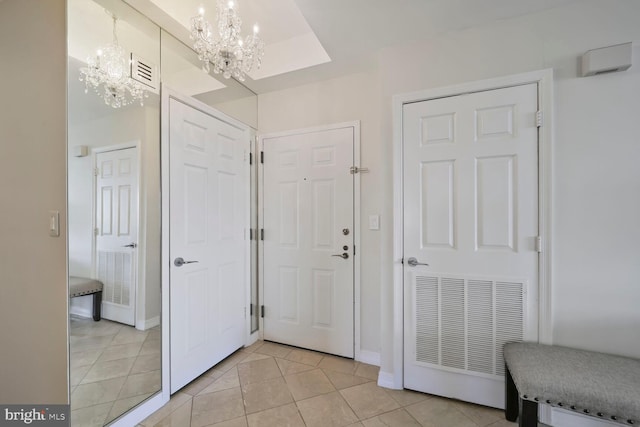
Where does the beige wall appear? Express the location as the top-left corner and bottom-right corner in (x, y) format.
(0, 0), (68, 404)
(258, 0), (640, 382)
(376, 0), (640, 377)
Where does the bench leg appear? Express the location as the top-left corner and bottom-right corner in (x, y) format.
(92, 291), (102, 321)
(519, 398), (538, 427)
(505, 365), (519, 422)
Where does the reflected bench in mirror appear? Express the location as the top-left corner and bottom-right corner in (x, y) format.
(69, 276), (103, 321)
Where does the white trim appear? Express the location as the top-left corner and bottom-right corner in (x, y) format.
(377, 371), (397, 389)
(353, 122), (362, 361)
(389, 69), (554, 390)
(258, 121), (362, 359)
(160, 84), (172, 407)
(137, 315), (160, 331)
(550, 408), (619, 427)
(245, 128), (256, 345)
(68, 303), (92, 319)
(357, 350), (380, 367)
(108, 393), (166, 427)
(258, 133), (265, 341)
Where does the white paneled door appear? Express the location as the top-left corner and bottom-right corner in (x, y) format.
(95, 147), (138, 326)
(263, 126), (355, 358)
(403, 84), (540, 408)
(169, 98), (249, 393)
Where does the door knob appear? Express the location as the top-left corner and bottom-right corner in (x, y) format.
(332, 253), (349, 259)
(123, 243), (137, 248)
(174, 257), (199, 267)
(407, 257), (428, 267)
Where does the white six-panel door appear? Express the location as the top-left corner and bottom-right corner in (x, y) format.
(95, 147), (138, 326)
(169, 98), (249, 393)
(262, 126), (355, 358)
(403, 84), (539, 408)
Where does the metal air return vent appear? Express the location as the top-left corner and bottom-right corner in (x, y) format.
(130, 53), (159, 94)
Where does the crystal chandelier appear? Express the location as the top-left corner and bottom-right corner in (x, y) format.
(80, 14), (148, 108)
(190, 0), (265, 81)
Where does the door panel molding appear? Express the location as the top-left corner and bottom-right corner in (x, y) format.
(258, 121), (362, 360)
(93, 145), (139, 326)
(162, 86), (251, 395)
(389, 70), (554, 394)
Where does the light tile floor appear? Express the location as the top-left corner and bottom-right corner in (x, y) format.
(69, 316), (161, 426)
(139, 341), (519, 427)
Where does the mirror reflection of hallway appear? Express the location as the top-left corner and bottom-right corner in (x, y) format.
(69, 317), (160, 424)
(67, 0), (162, 423)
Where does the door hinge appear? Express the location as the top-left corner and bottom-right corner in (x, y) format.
(353, 245), (356, 256)
(260, 151), (264, 164)
(536, 110), (543, 128)
(249, 228), (253, 240)
(535, 236), (543, 253)
(350, 166), (370, 174)
(250, 304), (253, 316)
(260, 228), (264, 241)
(400, 257), (404, 265)
(94, 227), (99, 236)
(260, 305), (265, 318)
(93, 167), (99, 177)
(249, 152), (253, 165)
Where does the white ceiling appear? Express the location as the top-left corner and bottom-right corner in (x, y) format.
(69, 0), (581, 109)
(147, 0), (331, 80)
(125, 0), (579, 94)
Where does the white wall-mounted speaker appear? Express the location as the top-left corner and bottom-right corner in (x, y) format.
(581, 42), (633, 77)
(72, 145), (88, 157)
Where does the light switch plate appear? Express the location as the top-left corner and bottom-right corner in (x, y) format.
(49, 210), (60, 237)
(369, 214), (380, 230)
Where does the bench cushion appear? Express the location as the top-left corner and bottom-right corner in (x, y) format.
(504, 342), (640, 425)
(69, 276), (103, 298)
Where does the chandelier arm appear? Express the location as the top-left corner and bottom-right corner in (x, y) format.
(190, 0), (264, 80)
(79, 10), (147, 108)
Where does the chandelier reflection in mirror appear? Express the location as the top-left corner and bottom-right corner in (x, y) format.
(80, 13), (148, 108)
(190, 0), (265, 81)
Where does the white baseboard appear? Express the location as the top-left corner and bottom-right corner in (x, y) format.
(377, 371), (401, 389)
(137, 316), (160, 331)
(357, 349), (380, 366)
(551, 408), (619, 427)
(69, 306), (93, 319)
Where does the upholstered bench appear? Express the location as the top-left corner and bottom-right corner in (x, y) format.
(69, 276), (103, 321)
(504, 342), (640, 426)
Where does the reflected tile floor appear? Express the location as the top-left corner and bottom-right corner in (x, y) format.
(139, 341), (520, 427)
(69, 316), (161, 426)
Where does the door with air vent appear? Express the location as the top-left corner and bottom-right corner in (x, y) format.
(403, 84), (539, 409)
(95, 147), (138, 326)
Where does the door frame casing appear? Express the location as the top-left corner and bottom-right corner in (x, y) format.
(388, 69), (554, 389)
(258, 121), (363, 361)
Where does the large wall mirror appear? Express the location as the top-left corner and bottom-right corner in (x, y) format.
(67, 0), (258, 424)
